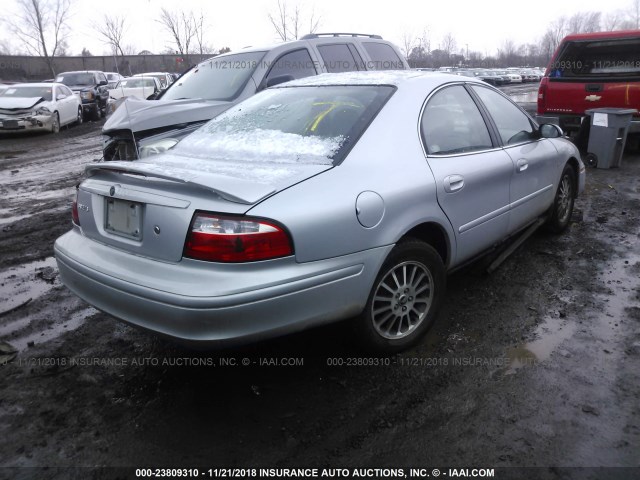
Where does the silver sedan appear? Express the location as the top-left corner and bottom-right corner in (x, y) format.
(55, 71), (585, 353)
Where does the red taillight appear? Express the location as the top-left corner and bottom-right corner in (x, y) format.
(537, 77), (548, 114)
(184, 213), (293, 263)
(72, 190), (80, 226)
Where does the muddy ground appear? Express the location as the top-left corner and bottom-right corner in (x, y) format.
(0, 87), (639, 480)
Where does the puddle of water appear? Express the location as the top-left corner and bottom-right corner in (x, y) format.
(506, 315), (577, 374)
(591, 252), (640, 340)
(11, 306), (98, 351)
(0, 257), (58, 316)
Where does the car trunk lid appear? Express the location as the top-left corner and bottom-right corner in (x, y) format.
(77, 155), (332, 262)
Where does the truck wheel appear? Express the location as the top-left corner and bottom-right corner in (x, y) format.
(91, 105), (101, 121)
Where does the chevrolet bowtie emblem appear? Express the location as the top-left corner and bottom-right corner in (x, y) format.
(585, 95), (602, 102)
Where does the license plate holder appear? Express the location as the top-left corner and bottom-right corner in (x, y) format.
(105, 198), (143, 240)
(2, 120), (19, 129)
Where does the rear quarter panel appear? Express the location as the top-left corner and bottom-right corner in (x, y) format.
(247, 83), (455, 265)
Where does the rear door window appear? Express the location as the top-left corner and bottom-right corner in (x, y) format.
(317, 44), (363, 72)
(421, 85), (493, 155)
(362, 42), (404, 70)
(551, 37), (640, 79)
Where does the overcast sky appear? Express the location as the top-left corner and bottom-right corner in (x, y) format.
(2, 0), (635, 57)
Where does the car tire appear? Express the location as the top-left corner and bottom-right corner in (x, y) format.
(75, 106), (83, 125)
(546, 164), (576, 233)
(91, 105), (101, 121)
(355, 239), (446, 353)
(50, 112), (60, 134)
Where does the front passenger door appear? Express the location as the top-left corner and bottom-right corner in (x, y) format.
(421, 84), (514, 264)
(470, 85), (557, 233)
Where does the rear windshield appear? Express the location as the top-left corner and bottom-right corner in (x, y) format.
(161, 51), (267, 102)
(172, 85), (395, 165)
(550, 37), (640, 78)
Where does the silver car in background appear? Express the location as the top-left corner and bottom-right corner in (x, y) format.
(102, 33), (408, 160)
(55, 71), (585, 353)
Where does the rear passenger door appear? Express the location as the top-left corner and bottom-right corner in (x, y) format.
(361, 41), (406, 70)
(421, 84), (514, 263)
(316, 43), (365, 72)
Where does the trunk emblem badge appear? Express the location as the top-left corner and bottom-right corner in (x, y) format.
(154, 226), (161, 235)
(109, 186), (116, 196)
(585, 95), (602, 102)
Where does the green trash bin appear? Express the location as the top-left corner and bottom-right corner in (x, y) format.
(585, 108), (637, 169)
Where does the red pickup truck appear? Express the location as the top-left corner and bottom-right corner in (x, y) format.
(537, 30), (640, 138)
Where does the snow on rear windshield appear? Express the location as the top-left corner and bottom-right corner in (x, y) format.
(172, 85), (395, 165)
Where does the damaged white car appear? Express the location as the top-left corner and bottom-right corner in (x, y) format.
(0, 83), (83, 133)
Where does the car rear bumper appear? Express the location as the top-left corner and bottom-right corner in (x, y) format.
(54, 229), (391, 346)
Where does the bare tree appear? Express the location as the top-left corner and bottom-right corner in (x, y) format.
(401, 31), (416, 59)
(567, 11), (601, 33)
(6, 0), (73, 77)
(440, 33), (457, 57)
(268, 0), (320, 41)
(418, 28), (431, 55)
(194, 10), (215, 55)
(157, 8), (198, 62)
(540, 16), (567, 60)
(94, 14), (127, 57)
(498, 39), (518, 66)
(602, 11), (622, 30)
(629, 0), (640, 28)
(0, 40), (14, 55)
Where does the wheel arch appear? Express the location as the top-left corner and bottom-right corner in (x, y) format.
(398, 221), (451, 268)
(565, 156), (580, 198)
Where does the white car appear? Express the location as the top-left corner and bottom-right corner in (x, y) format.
(133, 72), (173, 89)
(0, 82), (83, 133)
(105, 72), (125, 89)
(109, 77), (162, 101)
(107, 77), (163, 115)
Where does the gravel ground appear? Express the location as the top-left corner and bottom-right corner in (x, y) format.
(0, 88), (639, 480)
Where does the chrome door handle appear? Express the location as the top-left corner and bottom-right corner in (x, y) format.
(516, 159), (528, 172)
(444, 174), (465, 193)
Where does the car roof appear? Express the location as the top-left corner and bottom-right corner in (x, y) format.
(6, 82), (63, 87)
(277, 70), (474, 88)
(57, 70), (102, 74)
(562, 29), (640, 42)
(200, 34), (403, 64)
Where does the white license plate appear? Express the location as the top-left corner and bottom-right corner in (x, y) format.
(105, 198), (143, 239)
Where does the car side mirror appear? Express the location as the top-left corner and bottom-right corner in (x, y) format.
(539, 123), (563, 138)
